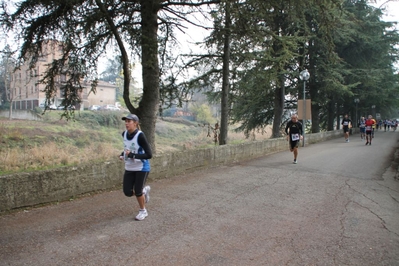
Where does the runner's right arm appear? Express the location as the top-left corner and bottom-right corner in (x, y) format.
(285, 121), (291, 135)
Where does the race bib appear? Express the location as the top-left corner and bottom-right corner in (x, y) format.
(366, 126), (372, 130)
(343, 121), (349, 126)
(291, 134), (300, 141)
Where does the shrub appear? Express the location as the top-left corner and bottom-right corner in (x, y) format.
(190, 104), (216, 124)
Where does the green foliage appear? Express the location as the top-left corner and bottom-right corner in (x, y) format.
(78, 111), (122, 128)
(190, 104), (216, 124)
(230, 69), (276, 135)
(33, 106), (43, 114)
(0, 102), (10, 110)
(1, 0), (222, 152)
(161, 108), (175, 117)
(333, 0), (399, 119)
(98, 56), (121, 84)
(2, 0), (398, 141)
(191, 0), (399, 135)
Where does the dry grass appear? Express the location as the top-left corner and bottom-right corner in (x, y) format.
(0, 115), (272, 175)
(0, 116), (122, 174)
(1, 142), (119, 173)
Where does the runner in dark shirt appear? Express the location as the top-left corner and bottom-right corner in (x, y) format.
(285, 114), (303, 164)
(341, 114), (352, 142)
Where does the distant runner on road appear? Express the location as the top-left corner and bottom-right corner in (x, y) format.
(341, 114), (352, 143)
(359, 116), (366, 141)
(365, 115), (375, 146)
(285, 114), (303, 164)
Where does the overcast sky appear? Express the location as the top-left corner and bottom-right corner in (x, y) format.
(374, 0), (399, 23)
(2, 0), (398, 80)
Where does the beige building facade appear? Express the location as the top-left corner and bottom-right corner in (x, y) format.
(82, 80), (118, 109)
(10, 40), (116, 110)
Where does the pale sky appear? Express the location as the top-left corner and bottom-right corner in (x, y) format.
(2, 0), (399, 79)
(374, 0), (399, 23)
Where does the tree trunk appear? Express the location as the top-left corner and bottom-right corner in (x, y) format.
(311, 104), (320, 133)
(272, 78), (284, 138)
(3, 54), (13, 120)
(219, 3), (231, 145)
(327, 99), (334, 131)
(336, 105), (341, 130)
(8, 100), (13, 120)
(138, 0), (160, 152)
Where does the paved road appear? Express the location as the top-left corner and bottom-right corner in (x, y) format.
(1, 130), (399, 266)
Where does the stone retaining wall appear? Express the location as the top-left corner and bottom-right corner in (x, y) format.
(0, 110), (43, 121)
(0, 129), (343, 212)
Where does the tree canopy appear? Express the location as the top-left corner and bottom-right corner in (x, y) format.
(0, 0), (219, 150)
(1, 0), (398, 149)
(179, 0), (398, 138)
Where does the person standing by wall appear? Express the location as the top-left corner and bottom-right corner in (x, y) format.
(341, 114), (352, 143)
(119, 114), (152, 221)
(285, 114), (303, 164)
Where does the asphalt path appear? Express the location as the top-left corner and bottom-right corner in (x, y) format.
(1, 130), (399, 266)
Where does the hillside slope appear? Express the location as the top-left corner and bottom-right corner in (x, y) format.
(0, 113), (272, 174)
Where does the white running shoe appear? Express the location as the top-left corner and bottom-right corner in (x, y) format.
(143, 185), (151, 203)
(135, 209), (148, 221)
(293, 159), (297, 164)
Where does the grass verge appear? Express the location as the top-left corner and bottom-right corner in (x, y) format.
(0, 111), (272, 175)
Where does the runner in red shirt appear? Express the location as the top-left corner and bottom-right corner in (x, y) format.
(365, 115), (375, 145)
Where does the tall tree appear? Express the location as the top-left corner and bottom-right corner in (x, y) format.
(335, 0), (399, 120)
(219, 1), (231, 145)
(302, 1), (350, 133)
(161, 0), (334, 141)
(1, 0), (219, 151)
(188, 0), (344, 139)
(0, 45), (17, 120)
(223, 0), (307, 137)
(99, 56), (122, 84)
(164, 0), (236, 145)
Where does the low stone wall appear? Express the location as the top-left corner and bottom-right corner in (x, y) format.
(0, 129), (343, 212)
(0, 163), (122, 212)
(0, 110), (43, 121)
